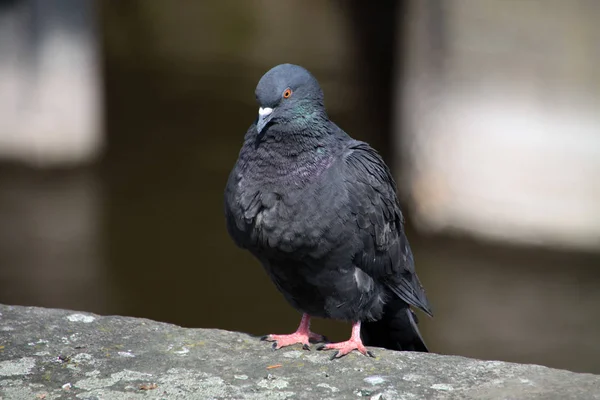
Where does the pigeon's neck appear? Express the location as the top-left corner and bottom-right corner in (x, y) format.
(240, 124), (340, 186)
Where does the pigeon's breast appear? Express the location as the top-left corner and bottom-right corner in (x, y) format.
(231, 149), (345, 256)
(251, 188), (330, 254)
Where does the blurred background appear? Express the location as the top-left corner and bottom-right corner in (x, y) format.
(0, 0), (599, 374)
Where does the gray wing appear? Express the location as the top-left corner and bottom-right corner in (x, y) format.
(224, 167), (251, 249)
(342, 141), (432, 316)
(224, 126), (260, 250)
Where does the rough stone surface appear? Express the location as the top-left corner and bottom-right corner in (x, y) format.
(0, 304), (598, 399)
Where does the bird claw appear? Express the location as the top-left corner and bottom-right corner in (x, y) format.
(260, 332), (316, 350)
(316, 339), (372, 359)
(302, 344), (311, 351)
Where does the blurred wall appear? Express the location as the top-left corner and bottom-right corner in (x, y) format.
(0, 0), (103, 167)
(397, 0), (600, 252)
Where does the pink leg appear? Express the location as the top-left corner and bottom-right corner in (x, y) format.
(261, 313), (327, 350)
(317, 321), (375, 359)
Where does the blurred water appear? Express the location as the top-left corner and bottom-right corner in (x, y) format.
(1, 0), (599, 376)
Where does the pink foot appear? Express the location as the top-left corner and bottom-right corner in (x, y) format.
(316, 321), (375, 359)
(317, 339), (374, 359)
(261, 332), (318, 349)
(261, 314), (327, 350)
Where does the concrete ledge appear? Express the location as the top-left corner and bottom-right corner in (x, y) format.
(0, 304), (598, 399)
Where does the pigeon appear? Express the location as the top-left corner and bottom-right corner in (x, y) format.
(224, 63), (432, 358)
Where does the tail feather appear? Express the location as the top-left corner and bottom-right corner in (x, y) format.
(361, 299), (429, 352)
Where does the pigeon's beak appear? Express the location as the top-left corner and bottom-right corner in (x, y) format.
(256, 107), (274, 134)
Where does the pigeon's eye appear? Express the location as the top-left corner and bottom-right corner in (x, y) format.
(283, 88), (293, 99)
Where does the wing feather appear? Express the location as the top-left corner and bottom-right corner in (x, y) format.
(343, 142), (432, 316)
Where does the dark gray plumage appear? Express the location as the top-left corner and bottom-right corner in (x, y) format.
(224, 64), (432, 358)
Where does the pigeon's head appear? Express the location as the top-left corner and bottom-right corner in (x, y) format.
(254, 64), (326, 134)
